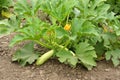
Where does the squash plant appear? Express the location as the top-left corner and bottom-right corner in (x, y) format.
(1, 0), (120, 70)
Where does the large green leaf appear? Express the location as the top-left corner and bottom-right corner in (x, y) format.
(0, 19), (10, 36)
(0, 16), (20, 37)
(76, 0), (90, 16)
(91, 0), (107, 10)
(76, 0), (112, 22)
(101, 33), (117, 47)
(56, 49), (78, 67)
(55, 27), (68, 39)
(40, 0), (76, 22)
(72, 18), (98, 36)
(9, 34), (29, 47)
(12, 42), (40, 66)
(106, 0), (120, 15)
(75, 42), (97, 70)
(81, 21), (99, 36)
(71, 18), (85, 35)
(9, 17), (49, 47)
(105, 49), (120, 67)
(94, 41), (105, 57)
(14, 0), (41, 17)
(0, 0), (13, 10)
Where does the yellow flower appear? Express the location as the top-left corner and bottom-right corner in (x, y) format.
(64, 24), (71, 31)
(103, 26), (108, 32)
(1, 10), (12, 18)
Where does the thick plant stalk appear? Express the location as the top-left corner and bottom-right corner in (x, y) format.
(36, 50), (54, 65)
(53, 42), (76, 56)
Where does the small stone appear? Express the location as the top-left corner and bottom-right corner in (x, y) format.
(118, 66), (120, 69)
(105, 76), (111, 80)
(30, 72), (36, 78)
(31, 66), (35, 70)
(104, 69), (110, 72)
(93, 68), (97, 71)
(84, 76), (88, 80)
(24, 70), (31, 74)
(90, 76), (95, 80)
(39, 70), (45, 75)
(67, 74), (70, 77)
(77, 75), (81, 79)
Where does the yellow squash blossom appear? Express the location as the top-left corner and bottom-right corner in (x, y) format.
(103, 26), (108, 32)
(64, 24), (71, 31)
(1, 10), (12, 18)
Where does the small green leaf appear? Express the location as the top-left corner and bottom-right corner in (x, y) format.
(96, 4), (110, 16)
(0, 19), (10, 36)
(112, 58), (119, 67)
(101, 33), (117, 47)
(12, 42), (39, 66)
(105, 49), (120, 67)
(116, 30), (120, 36)
(105, 51), (112, 60)
(14, 0), (31, 16)
(0, 19), (10, 26)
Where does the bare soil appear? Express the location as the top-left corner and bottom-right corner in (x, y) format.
(0, 34), (120, 80)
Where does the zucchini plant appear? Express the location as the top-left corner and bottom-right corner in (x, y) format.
(1, 0), (120, 70)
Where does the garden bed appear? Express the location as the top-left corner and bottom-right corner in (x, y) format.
(1, 0), (120, 80)
(0, 34), (120, 80)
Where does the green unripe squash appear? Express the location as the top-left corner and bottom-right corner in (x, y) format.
(36, 50), (54, 65)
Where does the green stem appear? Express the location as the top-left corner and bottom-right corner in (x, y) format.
(52, 42), (75, 56)
(64, 39), (70, 48)
(34, 40), (52, 49)
(66, 14), (69, 24)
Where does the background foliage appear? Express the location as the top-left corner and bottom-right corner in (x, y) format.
(1, 0), (120, 70)
(106, 0), (120, 15)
